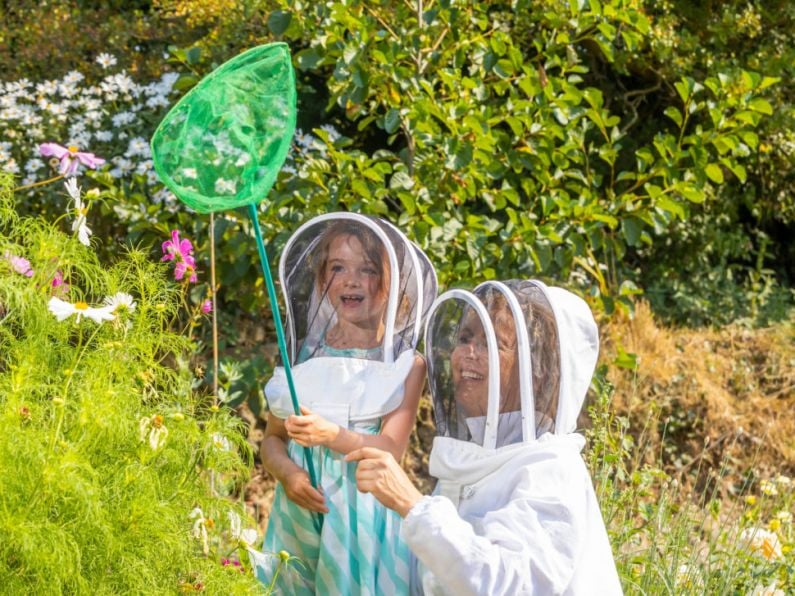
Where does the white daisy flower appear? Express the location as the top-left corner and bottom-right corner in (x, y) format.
(111, 111), (135, 127)
(740, 527), (783, 561)
(103, 292), (136, 315)
(212, 433), (231, 452)
(139, 414), (169, 450)
(228, 510), (258, 547)
(189, 507), (210, 555)
(96, 53), (117, 69)
(749, 581), (785, 596)
(25, 158), (44, 172)
(3, 159), (20, 174)
(145, 95), (169, 108)
(65, 177), (80, 200)
(36, 80), (58, 95)
(83, 98), (102, 111)
(760, 479), (778, 496)
(126, 136), (150, 158)
(48, 297), (115, 324)
(65, 178), (92, 246)
(62, 70), (85, 85)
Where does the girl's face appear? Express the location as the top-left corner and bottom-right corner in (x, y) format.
(451, 310), (519, 417)
(323, 234), (387, 327)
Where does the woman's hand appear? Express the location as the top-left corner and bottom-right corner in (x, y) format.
(282, 468), (329, 513)
(346, 447), (423, 517)
(285, 406), (339, 447)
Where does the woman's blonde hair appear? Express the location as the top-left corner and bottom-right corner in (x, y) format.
(482, 286), (561, 432)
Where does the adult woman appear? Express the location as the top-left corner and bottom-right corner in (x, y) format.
(347, 280), (622, 595)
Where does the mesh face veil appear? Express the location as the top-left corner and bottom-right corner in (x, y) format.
(425, 294), (490, 445)
(425, 280), (561, 448)
(500, 280), (561, 437)
(279, 213), (437, 365)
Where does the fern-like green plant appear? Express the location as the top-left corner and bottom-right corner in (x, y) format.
(0, 173), (261, 594)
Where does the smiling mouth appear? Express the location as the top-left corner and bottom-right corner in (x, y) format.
(341, 295), (364, 305)
(460, 370), (485, 381)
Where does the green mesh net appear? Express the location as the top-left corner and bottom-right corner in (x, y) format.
(150, 43), (296, 214)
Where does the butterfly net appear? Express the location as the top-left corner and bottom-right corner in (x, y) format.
(150, 43), (296, 213)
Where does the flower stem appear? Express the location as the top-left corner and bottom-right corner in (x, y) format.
(265, 559), (286, 595)
(14, 174), (65, 192)
(49, 322), (103, 451)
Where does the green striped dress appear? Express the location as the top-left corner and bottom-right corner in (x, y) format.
(254, 343), (411, 594)
(256, 423), (410, 594)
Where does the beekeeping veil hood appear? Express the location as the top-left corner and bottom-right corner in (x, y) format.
(403, 280), (621, 596)
(426, 279), (597, 450)
(264, 212), (437, 424)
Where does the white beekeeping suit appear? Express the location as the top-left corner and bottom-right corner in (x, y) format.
(402, 280), (623, 595)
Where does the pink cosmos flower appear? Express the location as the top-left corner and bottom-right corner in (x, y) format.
(39, 142), (106, 177)
(174, 258), (198, 283)
(161, 230), (194, 263)
(5, 252), (34, 277)
(221, 558), (242, 570)
(201, 299), (212, 314)
(51, 270), (70, 296)
(162, 230), (198, 283)
(52, 270), (66, 288)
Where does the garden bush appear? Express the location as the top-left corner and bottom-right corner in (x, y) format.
(1, 1), (793, 592)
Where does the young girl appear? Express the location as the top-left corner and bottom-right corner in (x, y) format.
(255, 213), (437, 594)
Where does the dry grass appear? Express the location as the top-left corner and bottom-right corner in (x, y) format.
(600, 301), (794, 489)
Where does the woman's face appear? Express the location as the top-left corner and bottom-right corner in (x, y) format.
(450, 309), (519, 417)
(451, 313), (489, 417)
(323, 233), (387, 327)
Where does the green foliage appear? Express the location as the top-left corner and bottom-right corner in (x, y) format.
(0, 174), (260, 593)
(249, 0), (771, 316)
(3, 0), (791, 330)
(214, 354), (270, 417)
(642, 205), (794, 327)
(631, 0), (795, 326)
(0, 1), (179, 81)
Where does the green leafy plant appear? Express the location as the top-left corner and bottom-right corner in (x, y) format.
(0, 171), (260, 593)
(587, 365), (794, 594)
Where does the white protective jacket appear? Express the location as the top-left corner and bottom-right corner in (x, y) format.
(402, 281), (623, 595)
